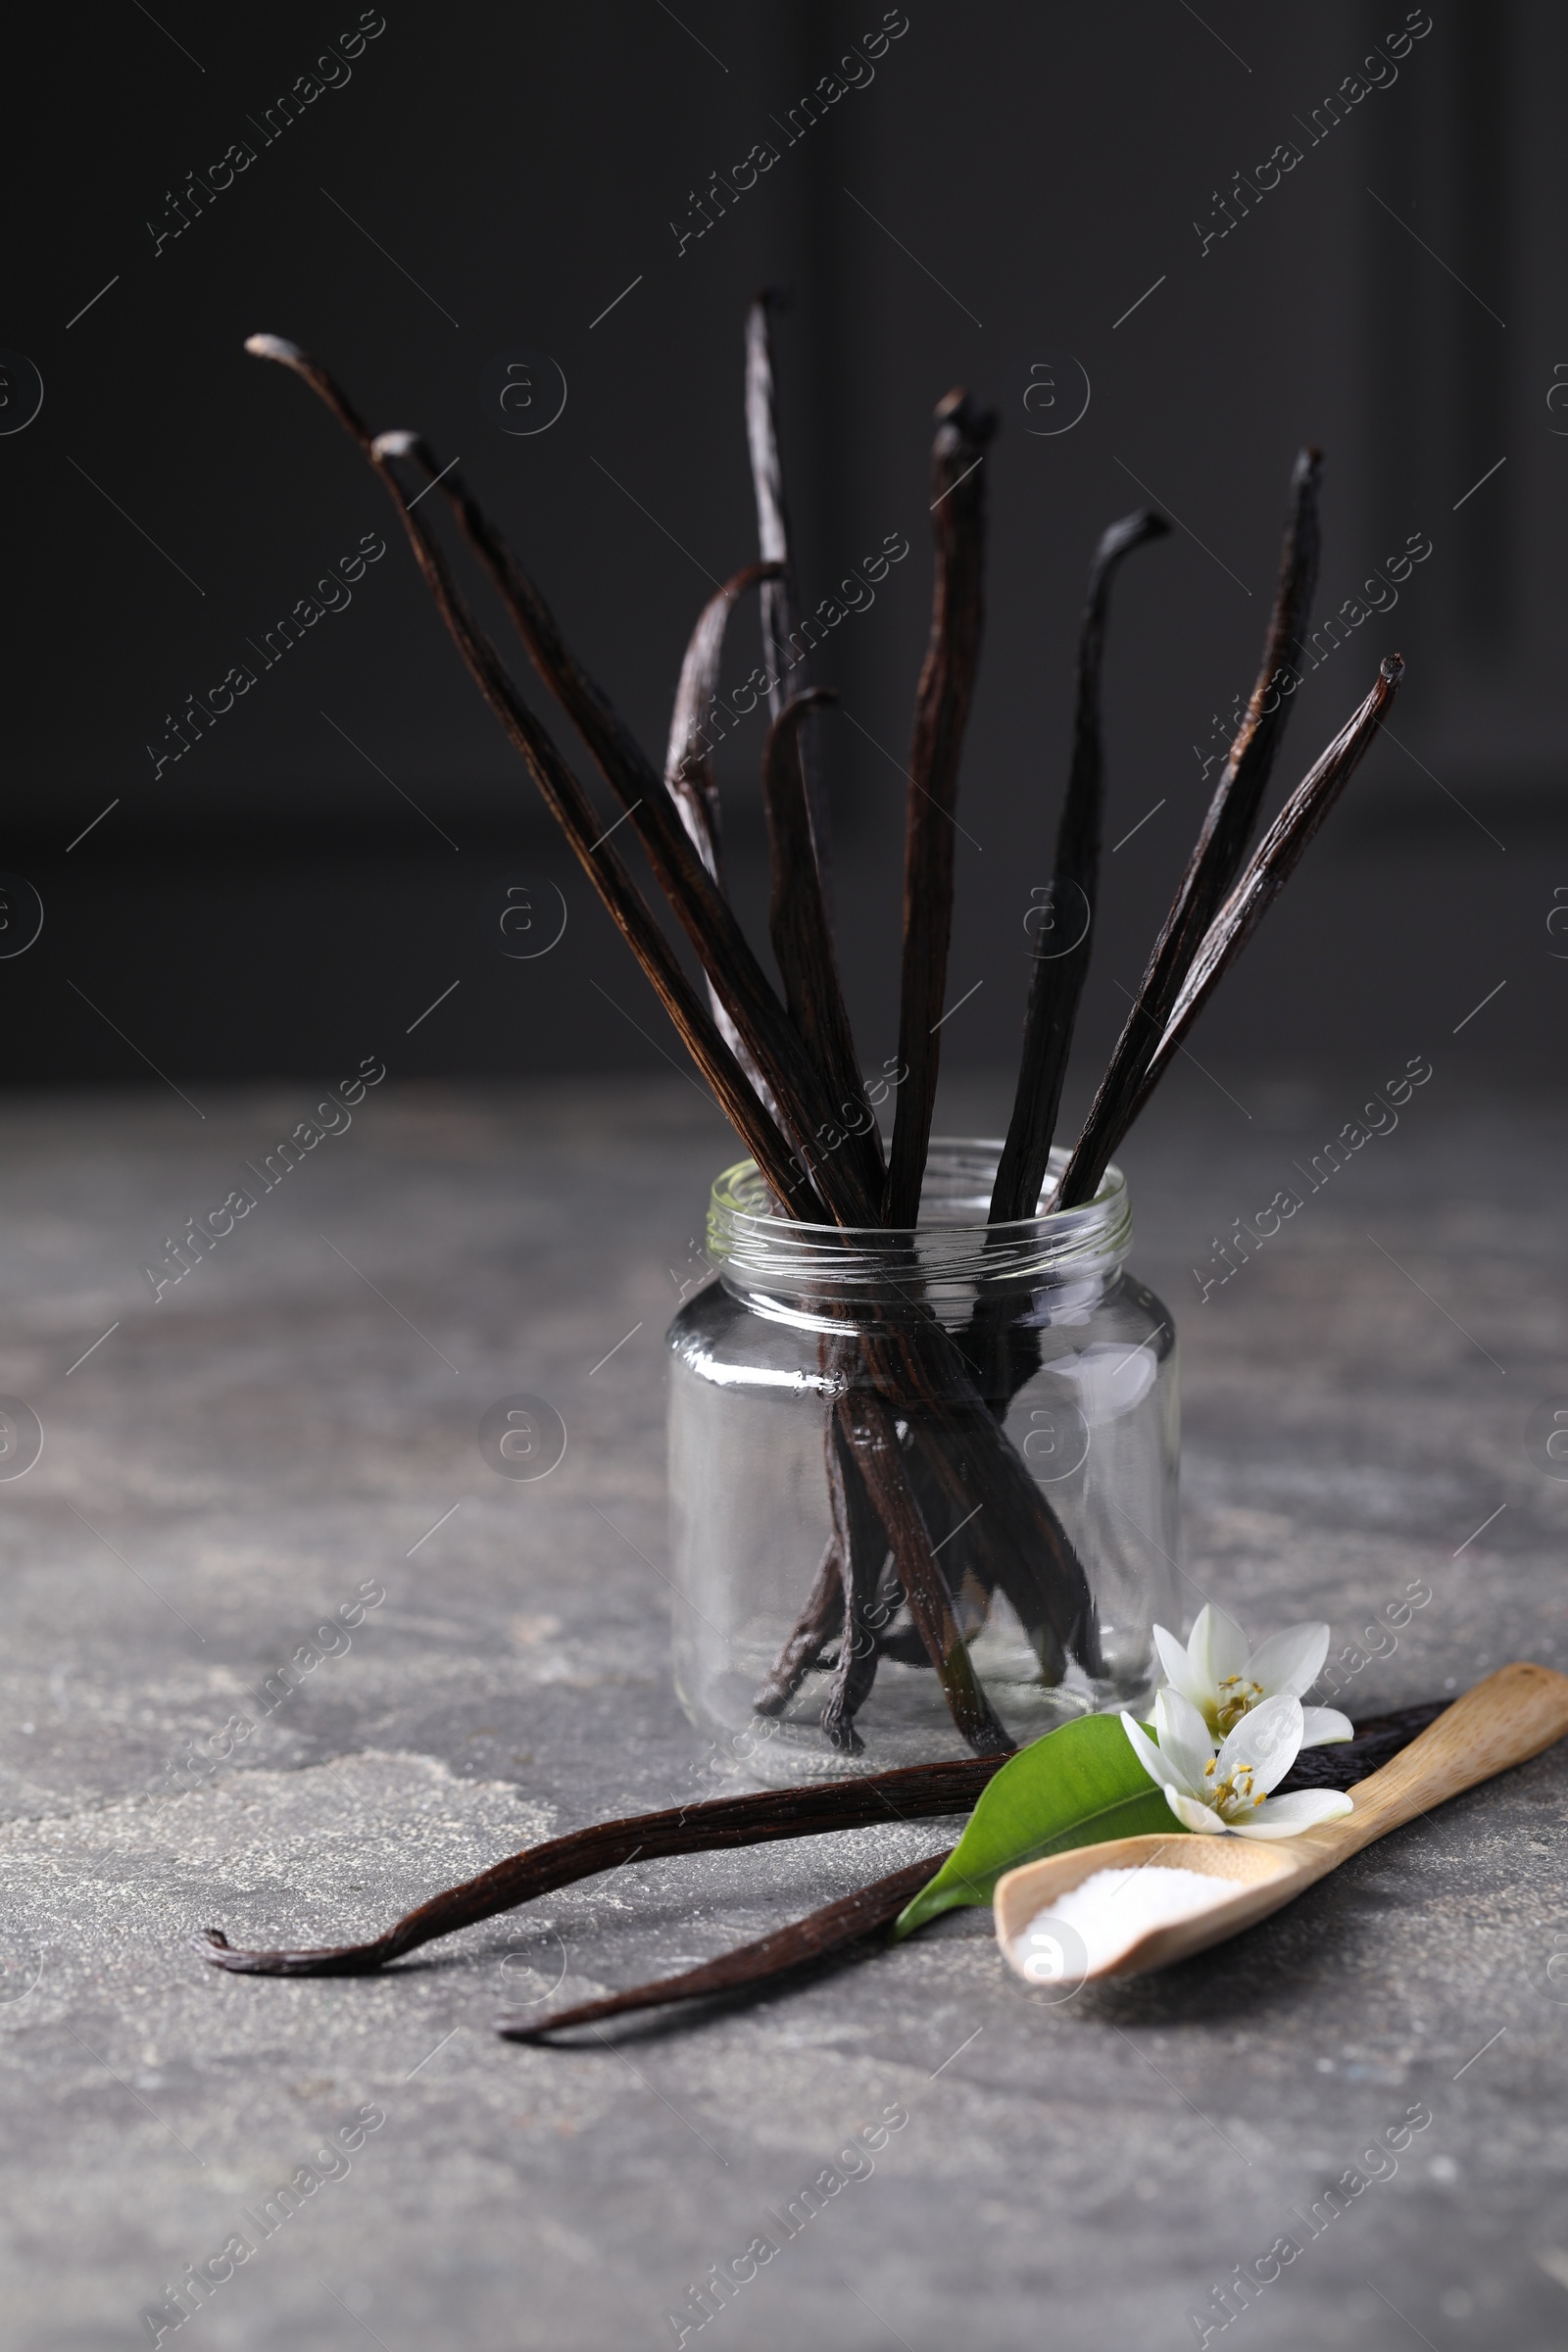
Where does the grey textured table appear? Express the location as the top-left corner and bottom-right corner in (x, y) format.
(2, 1069), (1566, 2351)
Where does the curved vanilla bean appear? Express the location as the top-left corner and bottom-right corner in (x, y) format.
(499, 1853), (941, 2042)
(884, 390), (998, 1226)
(499, 1699), (1448, 2039)
(989, 510), (1170, 1226)
(763, 692), (883, 1199)
(242, 337), (816, 1213)
(198, 1753), (1007, 1977)
(666, 560), (782, 887)
(746, 291), (832, 911)
(1058, 449), (1323, 1210)
(1119, 656), (1402, 1139)
(245, 332), (374, 443)
(666, 561), (784, 1119)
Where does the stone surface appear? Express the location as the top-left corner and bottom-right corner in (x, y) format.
(1, 1068), (1566, 2351)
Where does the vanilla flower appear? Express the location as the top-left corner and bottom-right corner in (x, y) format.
(1121, 1689), (1354, 1838)
(1152, 1603), (1352, 1747)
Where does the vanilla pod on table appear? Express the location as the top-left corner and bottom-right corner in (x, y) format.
(500, 1700), (1447, 2040)
(199, 1702), (1445, 1985)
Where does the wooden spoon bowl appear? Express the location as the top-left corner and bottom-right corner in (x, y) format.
(995, 1660), (1568, 1987)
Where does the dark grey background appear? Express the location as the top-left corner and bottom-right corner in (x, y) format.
(2, 0), (1560, 1098)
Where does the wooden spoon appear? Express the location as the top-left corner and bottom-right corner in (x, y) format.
(994, 1660), (1568, 1987)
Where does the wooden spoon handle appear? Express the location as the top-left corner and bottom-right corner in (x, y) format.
(1308, 1661), (1568, 1864)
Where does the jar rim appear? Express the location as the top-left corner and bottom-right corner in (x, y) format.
(708, 1136), (1131, 1310)
(712, 1135), (1126, 1236)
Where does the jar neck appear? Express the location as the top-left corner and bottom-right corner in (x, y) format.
(707, 1138), (1132, 1333)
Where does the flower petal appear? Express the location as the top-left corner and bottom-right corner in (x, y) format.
(1216, 1690), (1302, 1794)
(1191, 1602), (1249, 1693)
(1165, 1786), (1226, 1833)
(1153, 1688), (1217, 1797)
(1120, 1711), (1171, 1794)
(1153, 1622), (1206, 1708)
(1229, 1788), (1354, 1838)
(1246, 1622), (1330, 1699)
(1299, 1705), (1354, 1746)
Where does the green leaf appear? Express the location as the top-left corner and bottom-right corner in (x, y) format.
(891, 1712), (1183, 1939)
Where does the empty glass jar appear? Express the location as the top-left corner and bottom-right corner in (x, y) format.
(666, 1140), (1179, 1785)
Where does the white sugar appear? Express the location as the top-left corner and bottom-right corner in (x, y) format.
(1015, 1864), (1231, 1979)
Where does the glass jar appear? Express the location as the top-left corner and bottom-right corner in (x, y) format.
(666, 1139), (1179, 1786)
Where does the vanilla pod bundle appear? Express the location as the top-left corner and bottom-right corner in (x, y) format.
(243, 310), (1399, 1763)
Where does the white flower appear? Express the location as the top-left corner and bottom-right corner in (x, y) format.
(1152, 1603), (1352, 1748)
(1120, 1689), (1354, 1839)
